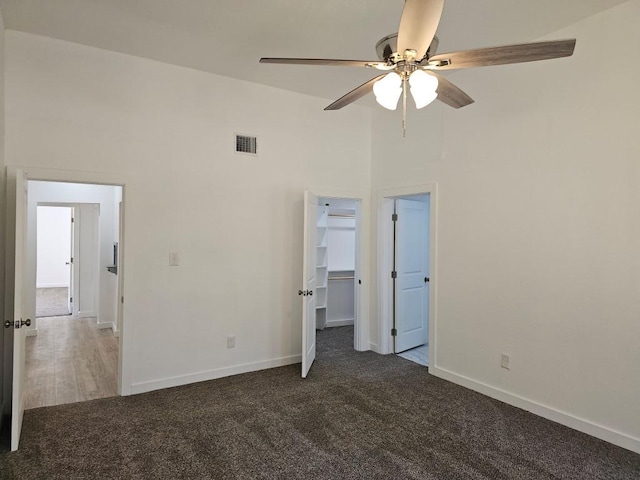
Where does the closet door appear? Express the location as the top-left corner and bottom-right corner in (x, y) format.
(394, 198), (429, 353)
(301, 191), (318, 378)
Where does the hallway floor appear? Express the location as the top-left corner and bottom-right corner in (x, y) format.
(397, 343), (429, 366)
(24, 316), (118, 409)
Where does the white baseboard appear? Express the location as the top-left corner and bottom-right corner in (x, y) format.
(26, 328), (38, 337)
(36, 283), (69, 289)
(326, 318), (354, 328)
(113, 328), (120, 338)
(430, 365), (640, 454)
(77, 310), (96, 318)
(97, 322), (114, 330)
(369, 342), (380, 354)
(131, 354), (302, 395)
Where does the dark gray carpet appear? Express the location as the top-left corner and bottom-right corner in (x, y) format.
(1, 326), (639, 479)
(36, 287), (71, 317)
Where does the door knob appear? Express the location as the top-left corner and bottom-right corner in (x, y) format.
(307, 290), (313, 296)
(4, 319), (31, 329)
(298, 290), (305, 296)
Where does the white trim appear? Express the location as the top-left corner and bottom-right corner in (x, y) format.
(26, 329), (38, 337)
(131, 355), (302, 395)
(96, 322), (113, 330)
(325, 318), (354, 328)
(430, 366), (640, 454)
(77, 310), (97, 318)
(36, 283), (69, 289)
(306, 187), (370, 353)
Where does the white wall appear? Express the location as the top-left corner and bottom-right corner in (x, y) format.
(327, 215), (356, 272)
(5, 31), (372, 394)
(36, 206), (72, 288)
(371, 2), (640, 452)
(26, 181), (121, 330)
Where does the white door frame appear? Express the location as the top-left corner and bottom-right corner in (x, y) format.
(377, 184), (438, 365)
(306, 188), (370, 352)
(4, 166), (130, 399)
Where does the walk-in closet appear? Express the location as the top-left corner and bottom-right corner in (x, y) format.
(315, 198), (358, 332)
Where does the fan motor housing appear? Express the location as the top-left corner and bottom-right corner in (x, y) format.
(375, 33), (439, 62)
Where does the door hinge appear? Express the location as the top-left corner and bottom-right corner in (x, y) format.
(121, 296), (124, 304)
(392, 213), (398, 222)
(391, 328), (397, 337)
(70, 257), (74, 264)
(391, 271), (397, 279)
(71, 217), (75, 223)
(70, 297), (73, 303)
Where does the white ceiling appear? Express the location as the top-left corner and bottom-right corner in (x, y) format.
(0, 0), (628, 104)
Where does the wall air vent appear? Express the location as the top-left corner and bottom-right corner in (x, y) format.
(235, 134), (258, 155)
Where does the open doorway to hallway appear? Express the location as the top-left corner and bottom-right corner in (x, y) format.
(24, 181), (123, 409)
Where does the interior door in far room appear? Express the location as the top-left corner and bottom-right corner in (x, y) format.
(301, 191), (318, 378)
(394, 197), (430, 353)
(36, 206), (74, 316)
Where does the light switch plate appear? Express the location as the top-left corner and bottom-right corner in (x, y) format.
(169, 252), (179, 266)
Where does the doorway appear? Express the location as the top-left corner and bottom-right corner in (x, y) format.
(6, 167), (128, 451)
(378, 185), (436, 368)
(393, 195), (430, 366)
(35, 206), (74, 318)
(301, 191), (365, 378)
(25, 181), (122, 410)
(317, 197), (358, 333)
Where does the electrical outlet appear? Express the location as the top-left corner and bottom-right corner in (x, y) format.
(501, 353), (510, 370)
(227, 335), (236, 348)
(169, 252), (180, 266)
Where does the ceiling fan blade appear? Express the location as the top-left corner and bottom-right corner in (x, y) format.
(397, 0), (445, 60)
(428, 72), (474, 109)
(426, 39), (576, 70)
(324, 75), (387, 111)
(260, 58), (388, 69)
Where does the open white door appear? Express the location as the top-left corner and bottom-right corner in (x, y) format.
(394, 197), (430, 353)
(301, 191), (318, 378)
(68, 207), (75, 314)
(10, 170), (29, 451)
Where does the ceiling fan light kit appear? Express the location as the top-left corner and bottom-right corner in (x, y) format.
(408, 70), (439, 109)
(373, 72), (402, 110)
(260, 0), (576, 136)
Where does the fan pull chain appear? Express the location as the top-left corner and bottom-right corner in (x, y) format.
(402, 75), (408, 138)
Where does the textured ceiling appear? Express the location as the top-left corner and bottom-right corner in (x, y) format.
(0, 0), (629, 104)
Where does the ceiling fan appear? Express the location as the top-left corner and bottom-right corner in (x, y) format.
(260, 0), (576, 132)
